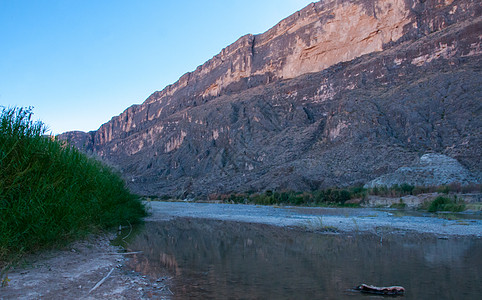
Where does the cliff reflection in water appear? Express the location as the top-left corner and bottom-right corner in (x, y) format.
(125, 218), (482, 299)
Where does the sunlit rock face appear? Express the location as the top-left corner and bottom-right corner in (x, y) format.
(59, 0), (482, 196)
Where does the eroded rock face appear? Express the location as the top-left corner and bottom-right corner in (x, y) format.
(59, 0), (482, 196)
(58, 131), (95, 153)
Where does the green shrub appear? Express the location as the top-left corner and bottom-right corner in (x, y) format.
(324, 189), (351, 204)
(350, 186), (367, 199)
(400, 183), (415, 195)
(217, 182), (478, 209)
(437, 185), (451, 194)
(427, 196), (465, 213)
(0, 107), (146, 262)
(390, 199), (407, 209)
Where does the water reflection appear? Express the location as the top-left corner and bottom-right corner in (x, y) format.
(125, 218), (482, 299)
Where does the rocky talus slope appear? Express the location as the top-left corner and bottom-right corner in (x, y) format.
(364, 153), (479, 188)
(60, 0), (482, 196)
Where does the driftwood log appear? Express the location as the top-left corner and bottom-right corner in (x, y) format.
(355, 284), (405, 295)
(89, 267), (115, 294)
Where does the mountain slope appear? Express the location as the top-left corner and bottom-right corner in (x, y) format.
(60, 0), (482, 196)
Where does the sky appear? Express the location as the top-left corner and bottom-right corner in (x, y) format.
(0, 0), (314, 134)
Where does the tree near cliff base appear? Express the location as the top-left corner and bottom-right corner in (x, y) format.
(0, 107), (146, 262)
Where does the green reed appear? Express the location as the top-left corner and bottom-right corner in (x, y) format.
(0, 107), (146, 262)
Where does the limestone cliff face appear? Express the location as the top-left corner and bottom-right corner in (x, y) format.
(60, 0), (482, 196)
(92, 0), (481, 148)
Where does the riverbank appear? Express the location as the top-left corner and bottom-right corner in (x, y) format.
(1, 202), (481, 299)
(0, 233), (172, 299)
(146, 201), (482, 237)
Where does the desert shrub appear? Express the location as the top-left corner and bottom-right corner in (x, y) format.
(412, 185), (431, 195)
(400, 183), (415, 195)
(325, 189), (351, 204)
(370, 185), (389, 196)
(229, 193), (246, 204)
(427, 196), (465, 212)
(390, 199), (407, 209)
(0, 107), (146, 262)
(350, 186), (368, 199)
(437, 185), (451, 194)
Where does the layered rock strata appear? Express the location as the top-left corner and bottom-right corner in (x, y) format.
(60, 0), (482, 196)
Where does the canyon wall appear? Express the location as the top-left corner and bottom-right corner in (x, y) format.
(60, 0), (482, 196)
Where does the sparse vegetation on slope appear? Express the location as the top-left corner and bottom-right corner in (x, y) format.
(0, 107), (146, 263)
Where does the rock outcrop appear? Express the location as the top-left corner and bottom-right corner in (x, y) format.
(59, 0), (482, 196)
(364, 153), (479, 188)
(58, 131), (95, 153)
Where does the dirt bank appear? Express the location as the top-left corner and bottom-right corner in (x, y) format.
(0, 233), (173, 300)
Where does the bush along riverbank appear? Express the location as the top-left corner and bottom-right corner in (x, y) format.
(0, 107), (146, 265)
(199, 183), (479, 207)
(425, 196), (466, 213)
(147, 183), (480, 210)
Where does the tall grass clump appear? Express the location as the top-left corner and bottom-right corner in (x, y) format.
(0, 107), (146, 262)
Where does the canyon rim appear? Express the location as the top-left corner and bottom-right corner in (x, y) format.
(59, 0), (482, 196)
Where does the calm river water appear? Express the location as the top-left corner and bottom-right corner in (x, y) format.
(125, 218), (481, 299)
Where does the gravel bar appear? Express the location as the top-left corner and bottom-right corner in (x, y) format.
(146, 201), (482, 237)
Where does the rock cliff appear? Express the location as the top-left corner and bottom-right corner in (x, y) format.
(60, 0), (482, 196)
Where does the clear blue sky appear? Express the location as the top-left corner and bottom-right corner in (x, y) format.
(0, 0), (314, 134)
